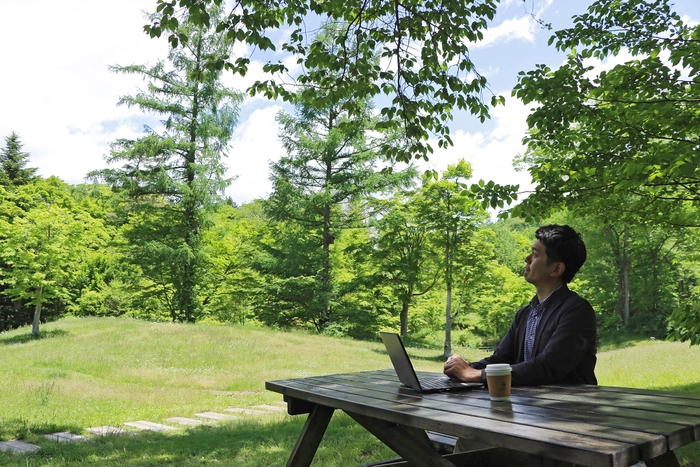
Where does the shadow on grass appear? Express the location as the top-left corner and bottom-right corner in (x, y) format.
(597, 332), (647, 352)
(1, 415), (393, 467)
(0, 418), (87, 443)
(658, 381), (700, 393)
(369, 346), (446, 364)
(0, 329), (69, 346)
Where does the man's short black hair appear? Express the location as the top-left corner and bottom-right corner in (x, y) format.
(535, 224), (587, 283)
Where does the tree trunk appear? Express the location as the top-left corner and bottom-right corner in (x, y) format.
(178, 38), (203, 323)
(444, 283), (452, 357)
(318, 126), (334, 331)
(614, 224), (631, 326)
(32, 296), (43, 337)
(400, 299), (409, 337)
(443, 238), (453, 358)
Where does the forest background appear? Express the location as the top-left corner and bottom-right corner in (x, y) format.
(1, 0), (700, 353)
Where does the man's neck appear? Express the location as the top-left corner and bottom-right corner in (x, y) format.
(536, 281), (565, 302)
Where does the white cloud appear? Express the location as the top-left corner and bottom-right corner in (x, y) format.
(681, 14), (699, 27)
(421, 96), (534, 193)
(0, 0), (167, 184)
(472, 0), (553, 50)
(0, 0), (542, 208)
(475, 15), (538, 49)
(224, 105), (284, 204)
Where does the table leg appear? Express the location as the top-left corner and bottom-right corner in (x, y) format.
(644, 451), (681, 467)
(527, 455), (558, 467)
(346, 412), (460, 467)
(286, 404), (335, 467)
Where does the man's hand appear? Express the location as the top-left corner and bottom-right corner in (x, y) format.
(444, 355), (483, 382)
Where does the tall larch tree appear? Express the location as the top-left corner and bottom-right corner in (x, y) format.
(90, 5), (243, 322)
(262, 23), (415, 332)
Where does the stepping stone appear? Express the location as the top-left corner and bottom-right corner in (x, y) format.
(0, 440), (41, 454)
(225, 407), (269, 416)
(194, 411), (235, 421)
(43, 432), (89, 443)
(86, 426), (129, 436)
(164, 417), (204, 426)
(124, 421), (176, 432)
(252, 404), (287, 412)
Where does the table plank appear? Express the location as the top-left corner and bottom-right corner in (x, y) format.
(343, 371), (700, 445)
(267, 378), (638, 467)
(318, 372), (694, 451)
(284, 374), (670, 460)
(515, 388), (700, 416)
(267, 372), (699, 467)
(542, 384), (700, 403)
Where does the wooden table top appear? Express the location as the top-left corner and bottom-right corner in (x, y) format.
(266, 369), (700, 467)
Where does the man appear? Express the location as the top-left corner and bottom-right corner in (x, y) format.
(444, 224), (597, 386)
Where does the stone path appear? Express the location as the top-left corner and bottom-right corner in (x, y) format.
(194, 411), (235, 421)
(86, 426), (130, 436)
(123, 421), (177, 432)
(164, 417), (204, 426)
(0, 440), (41, 454)
(0, 404), (287, 455)
(43, 432), (89, 443)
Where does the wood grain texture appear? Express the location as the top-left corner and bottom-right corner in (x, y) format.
(267, 370), (697, 467)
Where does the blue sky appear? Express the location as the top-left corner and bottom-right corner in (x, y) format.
(1, 0), (699, 205)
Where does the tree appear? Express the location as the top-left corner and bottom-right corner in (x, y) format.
(1, 132), (37, 187)
(249, 218), (328, 330)
(146, 0), (503, 164)
(491, 0), (700, 343)
(669, 230), (700, 345)
(370, 192), (440, 336)
(0, 177), (108, 336)
(508, 0), (700, 226)
(90, 6), (243, 322)
(199, 200), (267, 323)
(415, 160), (488, 356)
(261, 23), (415, 332)
(469, 260), (531, 345)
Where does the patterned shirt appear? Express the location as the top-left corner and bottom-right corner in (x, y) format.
(523, 286), (563, 361)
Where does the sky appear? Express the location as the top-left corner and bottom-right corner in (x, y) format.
(1, 0), (699, 205)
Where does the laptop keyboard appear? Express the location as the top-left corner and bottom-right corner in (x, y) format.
(420, 376), (455, 389)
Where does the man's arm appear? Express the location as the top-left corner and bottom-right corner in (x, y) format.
(445, 307), (528, 382)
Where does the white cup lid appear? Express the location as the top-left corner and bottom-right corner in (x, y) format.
(485, 363), (512, 375)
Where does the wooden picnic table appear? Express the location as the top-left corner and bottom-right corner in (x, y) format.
(266, 369), (700, 467)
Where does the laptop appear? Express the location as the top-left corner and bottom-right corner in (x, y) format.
(380, 332), (483, 393)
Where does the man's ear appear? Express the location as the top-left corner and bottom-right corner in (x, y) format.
(551, 262), (566, 278)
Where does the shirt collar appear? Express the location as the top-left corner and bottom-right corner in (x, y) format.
(530, 284), (564, 315)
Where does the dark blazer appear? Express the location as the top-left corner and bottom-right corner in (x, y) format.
(471, 285), (597, 385)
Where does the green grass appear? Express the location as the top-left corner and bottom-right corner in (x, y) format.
(0, 317), (699, 466)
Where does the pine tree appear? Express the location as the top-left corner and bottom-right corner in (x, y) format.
(0, 132), (38, 187)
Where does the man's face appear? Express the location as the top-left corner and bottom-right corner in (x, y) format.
(524, 240), (561, 286)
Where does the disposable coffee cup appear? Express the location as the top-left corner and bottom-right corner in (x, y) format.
(485, 364), (512, 401)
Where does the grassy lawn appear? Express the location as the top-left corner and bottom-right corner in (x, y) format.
(0, 317), (699, 466)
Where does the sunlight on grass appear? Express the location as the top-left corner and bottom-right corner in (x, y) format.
(596, 340), (700, 391)
(1, 317), (699, 466)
